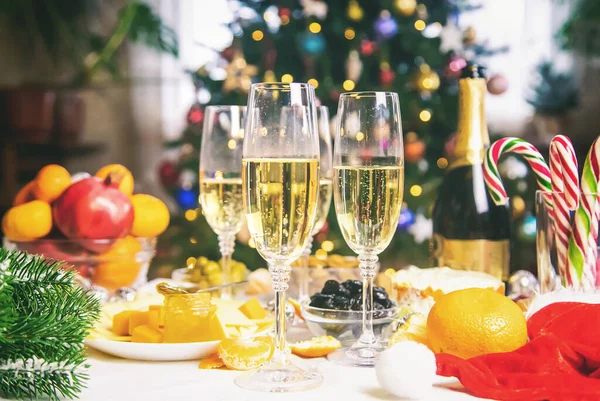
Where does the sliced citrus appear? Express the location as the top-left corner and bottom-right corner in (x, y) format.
(199, 353), (226, 369)
(389, 313), (429, 348)
(290, 335), (341, 358)
(217, 336), (274, 370)
(288, 298), (304, 321)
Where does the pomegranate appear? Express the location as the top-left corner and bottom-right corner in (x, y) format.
(52, 175), (134, 240)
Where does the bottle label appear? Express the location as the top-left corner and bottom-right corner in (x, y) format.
(430, 234), (509, 280)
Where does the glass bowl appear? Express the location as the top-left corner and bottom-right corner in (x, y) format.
(301, 300), (400, 345)
(3, 237), (156, 292)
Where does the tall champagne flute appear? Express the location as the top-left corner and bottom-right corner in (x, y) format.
(331, 92), (404, 366)
(238, 83), (322, 392)
(199, 106), (245, 299)
(297, 106), (333, 301)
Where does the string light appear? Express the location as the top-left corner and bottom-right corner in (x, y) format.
(410, 185), (423, 197)
(307, 78), (319, 88)
(356, 132), (365, 141)
(414, 20), (426, 31)
(190, 237), (198, 244)
(321, 240), (334, 252)
(344, 28), (356, 40)
(315, 249), (328, 260)
(281, 74), (294, 83)
(252, 30), (264, 41)
(185, 209), (197, 221)
(343, 79), (355, 91)
(281, 15), (290, 25)
(419, 109), (432, 122)
(437, 157), (448, 169)
(309, 22), (322, 33)
(186, 257), (197, 267)
(228, 139), (237, 149)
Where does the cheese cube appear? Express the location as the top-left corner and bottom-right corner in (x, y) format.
(128, 311), (149, 335)
(148, 309), (160, 330)
(149, 305), (164, 328)
(238, 298), (267, 320)
(112, 310), (135, 336)
(208, 313), (229, 341)
(131, 324), (163, 343)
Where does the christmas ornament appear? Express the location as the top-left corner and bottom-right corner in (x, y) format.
(507, 270), (539, 300)
(379, 62), (395, 85)
(408, 213), (433, 244)
(415, 65), (440, 93)
(187, 103), (204, 125)
(222, 50), (258, 93)
(405, 137), (426, 163)
(394, 0), (416, 16)
(345, 50), (363, 82)
(347, 0), (364, 21)
(499, 156), (528, 179)
(445, 55), (467, 79)
(487, 74), (509, 95)
(301, 0), (328, 20)
(374, 11), (399, 40)
(463, 26), (477, 46)
(158, 160), (180, 188)
(418, 159), (429, 173)
(439, 21), (463, 53)
(175, 188), (198, 210)
(0, 249), (101, 399)
(278, 7), (291, 18)
(360, 40), (376, 56)
(518, 215), (537, 242)
(445, 132), (457, 156)
(422, 22), (443, 38)
(197, 88), (211, 104)
(298, 31), (326, 55)
(112, 286), (137, 302)
(511, 196), (526, 219)
(416, 3), (428, 20)
(398, 207), (416, 230)
(179, 169), (197, 190)
(71, 172), (91, 184)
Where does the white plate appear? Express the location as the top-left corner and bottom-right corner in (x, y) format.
(86, 338), (219, 361)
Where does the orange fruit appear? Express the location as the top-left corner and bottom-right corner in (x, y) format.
(95, 164), (134, 195)
(93, 236), (143, 290)
(2, 200), (53, 240)
(198, 353), (226, 369)
(217, 336), (274, 370)
(13, 181), (36, 205)
(130, 194), (170, 237)
(427, 288), (527, 359)
(290, 336), (341, 358)
(34, 164), (71, 202)
(389, 313), (429, 348)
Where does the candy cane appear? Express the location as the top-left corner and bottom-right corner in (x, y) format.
(484, 137), (552, 206)
(568, 137), (600, 290)
(549, 135), (579, 286)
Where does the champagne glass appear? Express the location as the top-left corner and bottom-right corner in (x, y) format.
(297, 106), (333, 301)
(199, 106), (245, 299)
(238, 83), (322, 392)
(330, 92), (404, 366)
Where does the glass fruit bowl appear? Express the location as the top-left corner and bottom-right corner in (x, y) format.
(3, 237), (156, 292)
(301, 300), (400, 346)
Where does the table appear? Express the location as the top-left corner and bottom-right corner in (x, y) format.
(83, 347), (488, 401)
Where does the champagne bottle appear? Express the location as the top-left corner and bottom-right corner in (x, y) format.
(431, 64), (510, 280)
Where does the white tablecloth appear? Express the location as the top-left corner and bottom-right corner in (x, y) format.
(83, 348), (488, 401)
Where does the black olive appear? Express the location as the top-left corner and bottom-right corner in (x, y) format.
(341, 280), (362, 296)
(321, 280), (341, 295)
(309, 293), (334, 309)
(331, 295), (351, 310)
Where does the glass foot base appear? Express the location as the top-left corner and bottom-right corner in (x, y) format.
(234, 358), (323, 392)
(328, 341), (385, 367)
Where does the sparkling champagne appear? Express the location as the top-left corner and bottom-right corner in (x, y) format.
(334, 166), (404, 254)
(243, 158), (319, 263)
(200, 178), (244, 235)
(431, 64), (510, 280)
(312, 179), (333, 235)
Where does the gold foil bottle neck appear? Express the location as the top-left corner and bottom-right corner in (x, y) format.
(448, 77), (490, 170)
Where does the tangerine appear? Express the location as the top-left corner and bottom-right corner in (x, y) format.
(95, 164), (134, 195)
(130, 194), (170, 237)
(93, 236), (143, 290)
(34, 164), (71, 202)
(13, 181), (36, 205)
(217, 336), (274, 370)
(427, 288), (527, 359)
(389, 313), (429, 348)
(290, 335), (341, 358)
(2, 200), (53, 240)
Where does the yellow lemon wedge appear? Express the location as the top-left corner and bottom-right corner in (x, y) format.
(217, 336), (274, 370)
(290, 336), (341, 358)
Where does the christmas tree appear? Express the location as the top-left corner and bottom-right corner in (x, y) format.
(153, 0), (511, 275)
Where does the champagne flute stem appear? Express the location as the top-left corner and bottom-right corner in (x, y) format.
(218, 233), (236, 299)
(298, 236), (314, 301)
(358, 253), (378, 345)
(270, 263), (291, 363)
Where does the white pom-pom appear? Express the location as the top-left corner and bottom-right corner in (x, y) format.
(376, 341), (436, 399)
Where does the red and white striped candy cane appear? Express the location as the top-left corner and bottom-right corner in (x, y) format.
(549, 135), (579, 286)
